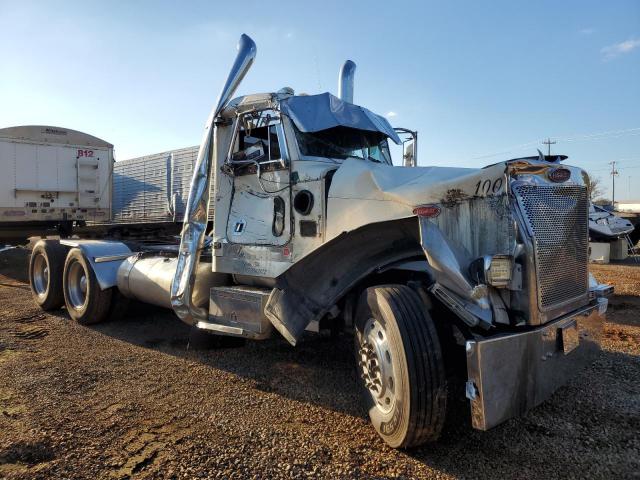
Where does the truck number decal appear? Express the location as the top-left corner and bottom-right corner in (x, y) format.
(77, 149), (94, 158)
(474, 178), (503, 196)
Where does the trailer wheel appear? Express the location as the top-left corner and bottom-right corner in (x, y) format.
(63, 248), (113, 325)
(354, 285), (447, 448)
(29, 240), (66, 310)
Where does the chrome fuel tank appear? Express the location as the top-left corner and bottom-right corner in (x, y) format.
(117, 255), (229, 309)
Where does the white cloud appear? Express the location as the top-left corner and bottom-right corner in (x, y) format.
(285, 32), (294, 39)
(601, 37), (640, 60)
(386, 111), (397, 118)
(579, 27), (595, 35)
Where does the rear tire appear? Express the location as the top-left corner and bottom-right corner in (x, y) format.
(63, 248), (113, 325)
(354, 285), (447, 448)
(29, 240), (66, 311)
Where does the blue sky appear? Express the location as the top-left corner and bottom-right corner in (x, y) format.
(1, 0), (638, 200)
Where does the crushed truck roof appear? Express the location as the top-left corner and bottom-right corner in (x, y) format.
(280, 93), (401, 144)
(224, 91), (401, 144)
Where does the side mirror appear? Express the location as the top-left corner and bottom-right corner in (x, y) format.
(403, 139), (417, 167)
(394, 128), (418, 167)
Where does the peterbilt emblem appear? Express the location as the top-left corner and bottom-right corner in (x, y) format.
(413, 205), (441, 218)
(548, 168), (571, 183)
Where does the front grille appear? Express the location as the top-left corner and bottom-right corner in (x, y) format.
(513, 184), (589, 310)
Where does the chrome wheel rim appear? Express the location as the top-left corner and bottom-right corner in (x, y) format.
(32, 253), (49, 298)
(67, 260), (88, 310)
(357, 317), (396, 414)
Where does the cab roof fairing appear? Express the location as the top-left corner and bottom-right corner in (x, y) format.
(220, 92), (402, 145)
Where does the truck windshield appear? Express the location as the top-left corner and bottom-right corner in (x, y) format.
(293, 125), (392, 164)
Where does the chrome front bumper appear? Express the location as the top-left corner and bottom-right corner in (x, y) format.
(465, 299), (606, 430)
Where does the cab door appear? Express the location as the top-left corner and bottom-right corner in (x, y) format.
(225, 110), (291, 246)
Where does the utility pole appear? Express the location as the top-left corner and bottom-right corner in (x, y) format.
(609, 161), (619, 207)
(542, 138), (556, 156)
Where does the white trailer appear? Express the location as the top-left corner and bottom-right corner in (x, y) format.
(0, 126), (112, 240)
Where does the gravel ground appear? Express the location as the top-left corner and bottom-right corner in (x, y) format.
(0, 248), (638, 479)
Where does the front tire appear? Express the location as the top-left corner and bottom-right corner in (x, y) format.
(29, 240), (66, 310)
(63, 248), (113, 325)
(354, 285), (447, 448)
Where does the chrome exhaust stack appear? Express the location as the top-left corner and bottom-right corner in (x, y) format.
(170, 34), (257, 325)
(338, 60), (356, 103)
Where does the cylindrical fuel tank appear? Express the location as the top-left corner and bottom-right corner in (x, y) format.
(117, 255), (229, 309)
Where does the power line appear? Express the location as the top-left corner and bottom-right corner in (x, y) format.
(560, 127), (640, 142)
(472, 126), (640, 160)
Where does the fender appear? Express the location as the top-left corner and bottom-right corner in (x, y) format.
(59, 239), (132, 290)
(419, 218), (493, 328)
(264, 218), (423, 345)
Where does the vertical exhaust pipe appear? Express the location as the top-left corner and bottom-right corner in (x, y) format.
(170, 34), (257, 325)
(338, 60), (356, 103)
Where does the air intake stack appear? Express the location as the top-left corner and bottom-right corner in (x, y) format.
(338, 60), (356, 103)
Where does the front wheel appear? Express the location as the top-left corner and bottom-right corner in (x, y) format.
(354, 285), (447, 448)
(63, 248), (113, 325)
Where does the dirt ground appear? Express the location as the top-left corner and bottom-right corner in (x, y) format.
(0, 248), (638, 479)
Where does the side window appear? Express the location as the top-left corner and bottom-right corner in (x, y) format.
(230, 110), (283, 168)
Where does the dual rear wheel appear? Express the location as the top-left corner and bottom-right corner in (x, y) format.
(29, 240), (66, 310)
(62, 248), (114, 325)
(29, 240), (122, 324)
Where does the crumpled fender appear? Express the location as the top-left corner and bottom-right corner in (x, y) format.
(264, 218), (423, 345)
(418, 218), (493, 328)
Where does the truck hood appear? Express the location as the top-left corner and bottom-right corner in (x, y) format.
(325, 159), (508, 240)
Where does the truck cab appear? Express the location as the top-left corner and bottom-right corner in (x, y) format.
(212, 90), (401, 278)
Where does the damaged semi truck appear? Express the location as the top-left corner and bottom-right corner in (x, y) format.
(28, 34), (613, 448)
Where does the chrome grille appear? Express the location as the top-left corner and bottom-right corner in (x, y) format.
(514, 184), (589, 310)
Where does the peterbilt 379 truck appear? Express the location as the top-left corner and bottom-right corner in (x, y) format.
(27, 34), (612, 448)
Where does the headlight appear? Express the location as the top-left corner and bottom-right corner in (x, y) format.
(469, 255), (513, 288)
(487, 255), (512, 287)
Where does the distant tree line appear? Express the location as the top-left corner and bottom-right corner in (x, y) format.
(585, 173), (610, 205)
